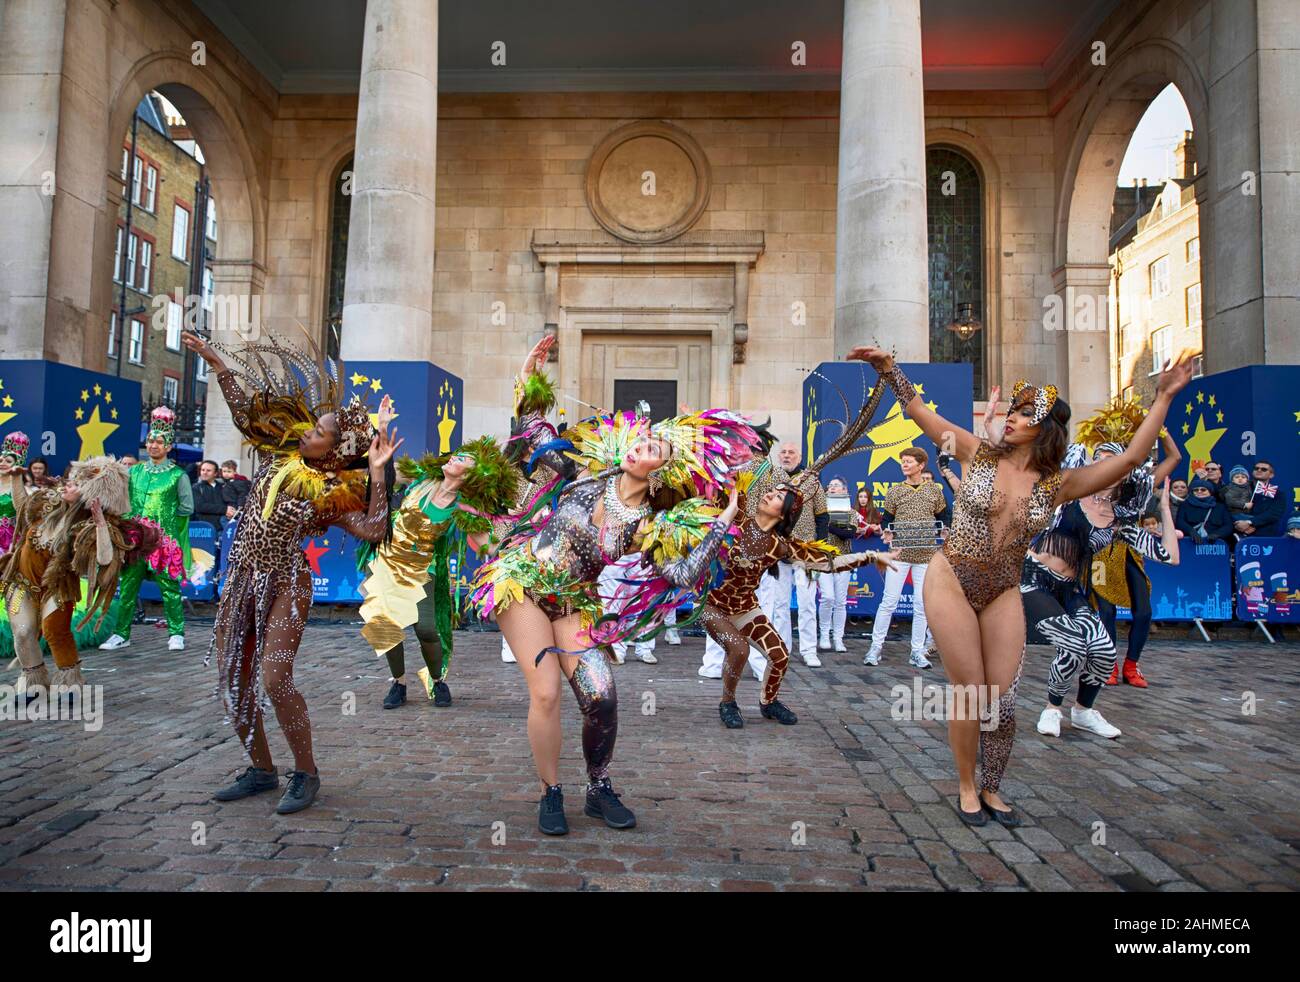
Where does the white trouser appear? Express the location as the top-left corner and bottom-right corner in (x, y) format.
(793, 567), (819, 658)
(702, 630), (769, 679)
(765, 561), (793, 650)
(817, 570), (850, 645)
(869, 561), (929, 656)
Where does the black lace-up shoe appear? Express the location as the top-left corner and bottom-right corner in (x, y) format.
(382, 681), (406, 709)
(275, 770), (321, 814)
(538, 784), (568, 836)
(759, 699), (799, 725)
(433, 681), (452, 707)
(718, 700), (744, 729)
(584, 779), (637, 829)
(213, 766), (279, 802)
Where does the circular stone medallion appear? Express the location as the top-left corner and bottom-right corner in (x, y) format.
(585, 121), (711, 243)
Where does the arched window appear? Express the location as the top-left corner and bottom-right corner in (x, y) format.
(325, 156), (353, 360)
(926, 146), (985, 397)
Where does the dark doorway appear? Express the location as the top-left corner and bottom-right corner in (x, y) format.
(613, 379), (677, 421)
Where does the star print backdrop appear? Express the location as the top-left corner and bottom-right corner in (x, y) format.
(802, 362), (973, 617)
(0, 361), (141, 475)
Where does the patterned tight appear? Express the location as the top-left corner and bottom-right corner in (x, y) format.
(978, 651), (1024, 794)
(224, 567), (315, 774)
(699, 604), (790, 704)
(568, 649), (617, 784)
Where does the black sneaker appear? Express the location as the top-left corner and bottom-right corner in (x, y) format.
(584, 779), (636, 829)
(275, 770), (321, 814)
(759, 699), (799, 725)
(718, 700), (744, 729)
(382, 681), (406, 709)
(538, 784), (568, 836)
(433, 681), (452, 707)
(213, 766), (279, 802)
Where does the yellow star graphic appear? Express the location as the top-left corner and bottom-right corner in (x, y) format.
(864, 403), (924, 475)
(369, 377), (383, 392)
(76, 405), (119, 458)
(93, 383), (102, 396)
(1185, 402), (1192, 415)
(926, 401), (938, 412)
(81, 389), (90, 402)
(1294, 411), (1300, 423)
(1207, 394), (1215, 407)
(1182, 413), (1226, 481)
(1196, 391), (1204, 404)
(111, 407), (118, 419)
(104, 391), (112, 404)
(75, 407), (85, 420)
(1181, 422), (1189, 435)
(350, 372), (368, 387)
(1216, 410), (1224, 423)
(1, 395), (11, 408)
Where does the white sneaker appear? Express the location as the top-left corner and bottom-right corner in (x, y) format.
(908, 651), (932, 669)
(611, 646), (627, 665)
(637, 650), (658, 665)
(99, 634), (129, 651)
(168, 635), (185, 651)
(501, 644), (516, 663)
(863, 647), (882, 666)
(1071, 706), (1121, 739)
(803, 652), (822, 668)
(833, 639), (848, 653)
(664, 631), (681, 645)
(1037, 706), (1062, 737)
(697, 664), (722, 679)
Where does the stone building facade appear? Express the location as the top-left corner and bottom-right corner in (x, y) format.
(2, 0), (1297, 470)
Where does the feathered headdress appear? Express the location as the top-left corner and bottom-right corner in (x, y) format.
(561, 410), (649, 477)
(398, 436), (521, 519)
(1074, 393), (1147, 450)
(146, 406), (177, 447)
(791, 366), (905, 482)
(649, 409), (759, 498)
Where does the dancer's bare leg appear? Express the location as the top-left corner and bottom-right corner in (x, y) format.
(923, 555), (984, 815)
(975, 587), (1027, 813)
(497, 599), (562, 790)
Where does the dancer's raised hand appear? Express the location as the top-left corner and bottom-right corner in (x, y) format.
(1154, 351), (1195, 401)
(845, 346), (894, 372)
(368, 422), (404, 474)
(181, 331), (227, 374)
(718, 483), (741, 526)
(982, 385), (1005, 443)
(521, 335), (555, 376)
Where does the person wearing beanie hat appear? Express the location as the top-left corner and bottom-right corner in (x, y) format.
(0, 431), (31, 556)
(1175, 477), (1234, 544)
(1221, 464), (1254, 521)
(1286, 515), (1300, 539)
(100, 406), (193, 652)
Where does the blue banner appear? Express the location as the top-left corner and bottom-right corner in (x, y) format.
(0, 360), (142, 475)
(1114, 541), (1234, 621)
(139, 519), (219, 601)
(344, 361), (465, 460)
(1235, 536), (1300, 623)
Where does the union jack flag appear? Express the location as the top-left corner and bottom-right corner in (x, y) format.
(1254, 480), (1278, 499)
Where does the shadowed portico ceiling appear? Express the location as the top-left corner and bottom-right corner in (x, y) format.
(192, 0), (1121, 94)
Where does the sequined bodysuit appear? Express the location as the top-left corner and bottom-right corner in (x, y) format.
(942, 441), (1063, 613)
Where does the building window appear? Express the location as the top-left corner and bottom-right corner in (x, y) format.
(129, 319), (145, 364)
(131, 159), (143, 206)
(925, 146), (985, 397)
(206, 197), (218, 241)
(1192, 353), (1204, 378)
(120, 148), (130, 184)
(108, 312), (118, 356)
(113, 227), (123, 283)
(202, 268), (214, 311)
(1187, 283), (1202, 326)
(195, 355), (209, 382)
(1150, 326), (1172, 374)
(172, 203), (190, 261)
(126, 234), (137, 286)
(162, 376), (179, 405)
(1186, 237), (1199, 263)
(1149, 256), (1171, 299)
(138, 238), (152, 292)
(144, 165), (157, 212)
(325, 155), (353, 360)
(166, 301), (183, 351)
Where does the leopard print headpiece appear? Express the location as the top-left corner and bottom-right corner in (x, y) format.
(774, 482), (805, 514)
(313, 398), (376, 474)
(1009, 380), (1059, 427)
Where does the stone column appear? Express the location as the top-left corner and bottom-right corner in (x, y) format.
(0, 0), (67, 358)
(834, 0), (929, 360)
(1052, 263), (1111, 425)
(340, 0), (439, 363)
(1205, 0), (1300, 370)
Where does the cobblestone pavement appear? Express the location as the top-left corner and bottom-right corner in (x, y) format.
(1, 619), (1297, 891)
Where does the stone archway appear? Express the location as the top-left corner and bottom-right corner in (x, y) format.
(96, 53), (269, 466)
(1054, 39), (1211, 421)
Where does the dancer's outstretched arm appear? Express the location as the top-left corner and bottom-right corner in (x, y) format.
(334, 423), (403, 543)
(1058, 355), (1194, 505)
(846, 346), (983, 462)
(1152, 431), (1182, 485)
(182, 332), (247, 426)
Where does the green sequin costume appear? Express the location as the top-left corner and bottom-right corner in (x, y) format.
(112, 459), (192, 638)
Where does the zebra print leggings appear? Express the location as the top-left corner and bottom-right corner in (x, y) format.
(1020, 556), (1116, 709)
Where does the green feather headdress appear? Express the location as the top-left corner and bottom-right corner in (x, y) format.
(397, 435), (520, 518)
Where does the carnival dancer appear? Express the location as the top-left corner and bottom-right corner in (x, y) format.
(0, 457), (167, 693)
(846, 345), (1193, 827)
(470, 335), (757, 836)
(0, 431), (30, 557)
(100, 407), (193, 652)
(357, 436), (519, 709)
(182, 330), (400, 815)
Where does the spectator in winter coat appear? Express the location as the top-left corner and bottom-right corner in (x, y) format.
(1175, 478), (1234, 545)
(1235, 460), (1286, 537)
